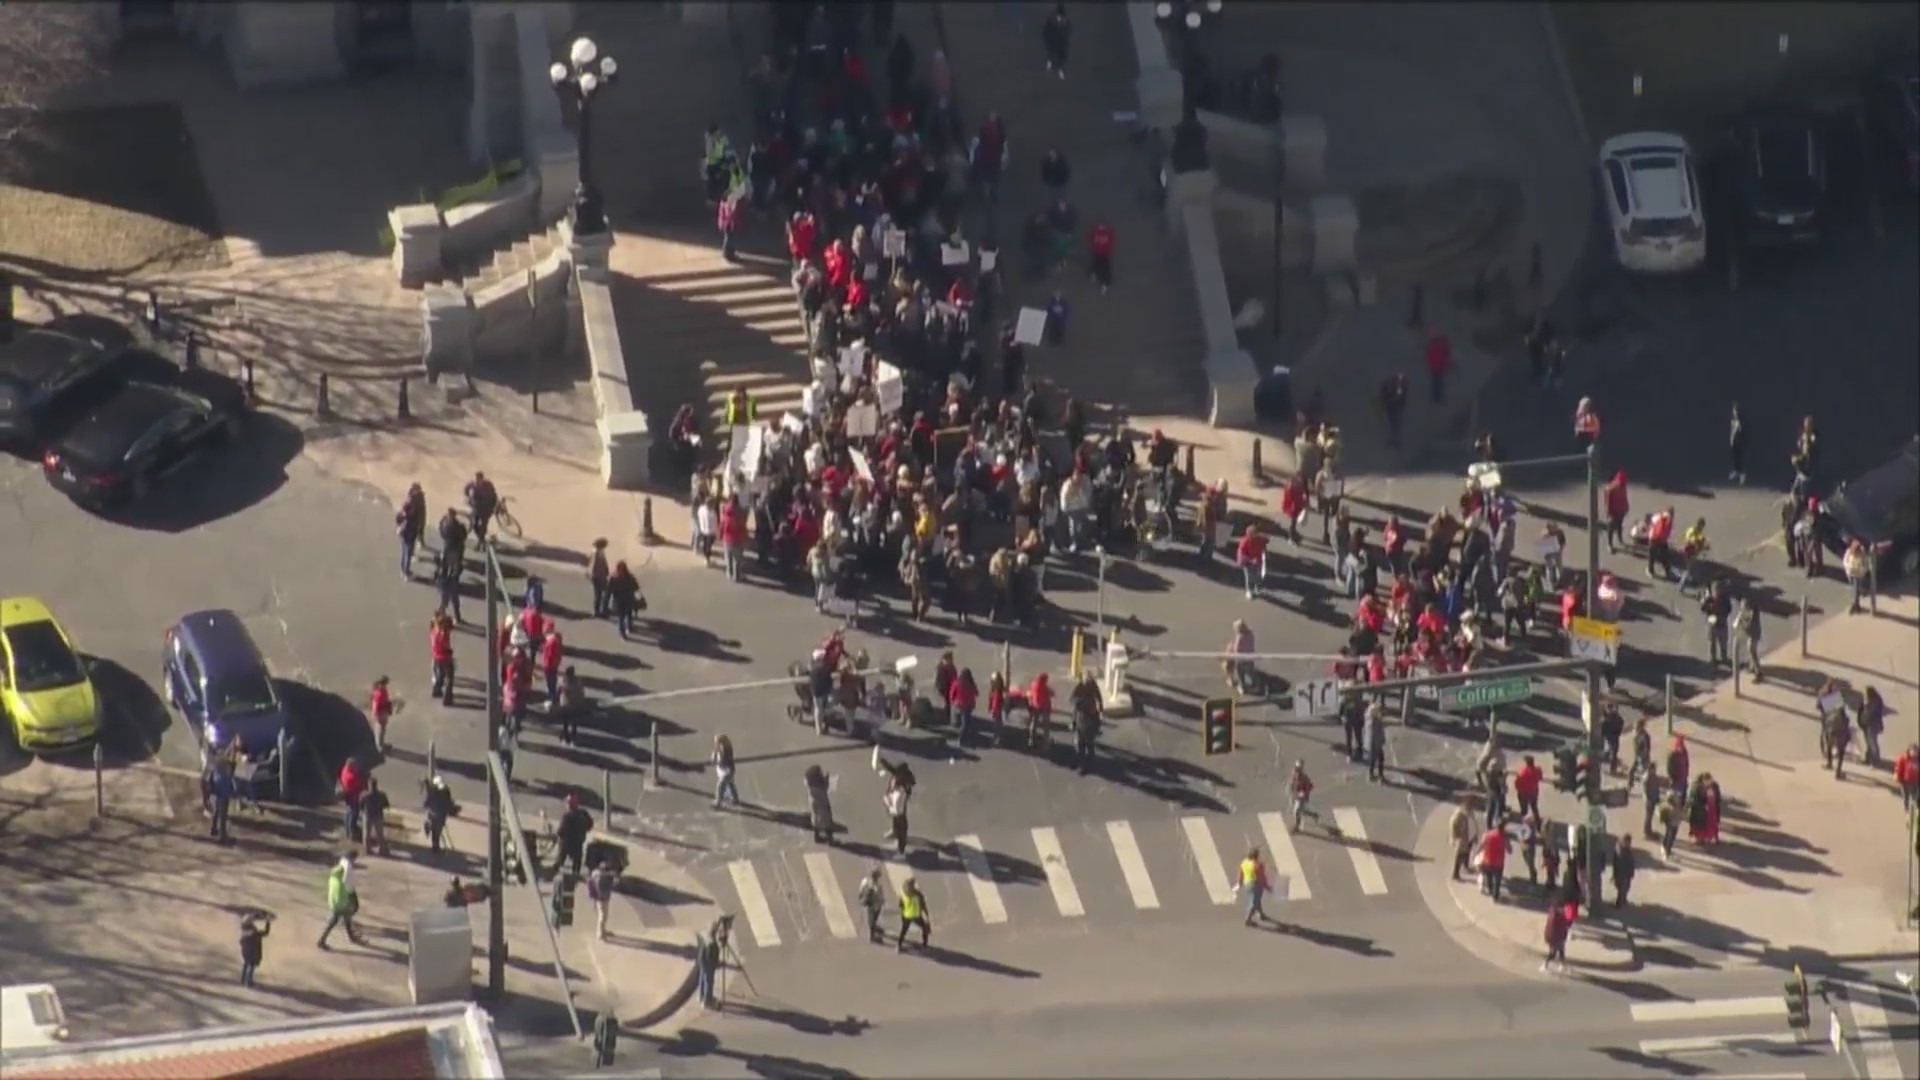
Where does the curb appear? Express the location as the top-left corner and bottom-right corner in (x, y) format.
(1411, 804), (1643, 978)
(617, 927), (702, 1032)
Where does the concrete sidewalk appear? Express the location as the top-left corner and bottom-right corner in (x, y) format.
(0, 774), (705, 1040)
(1416, 595), (1920, 979)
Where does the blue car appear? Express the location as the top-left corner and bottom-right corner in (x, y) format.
(161, 610), (292, 764)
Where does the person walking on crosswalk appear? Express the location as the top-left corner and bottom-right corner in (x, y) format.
(896, 877), (931, 952)
(856, 868), (887, 944)
(1237, 848), (1273, 928)
(1288, 760), (1320, 832)
(1365, 704), (1388, 783)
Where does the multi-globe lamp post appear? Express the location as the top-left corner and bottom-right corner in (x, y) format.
(549, 35), (619, 235)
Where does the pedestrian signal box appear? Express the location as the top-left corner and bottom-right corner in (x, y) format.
(1202, 698), (1236, 756)
(1784, 964), (1810, 1030)
(1553, 745), (1578, 792)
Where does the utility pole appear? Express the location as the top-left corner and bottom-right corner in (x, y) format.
(484, 542), (506, 997)
(1584, 442), (1606, 912)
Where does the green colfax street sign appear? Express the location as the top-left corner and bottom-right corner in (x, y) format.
(1438, 676), (1534, 712)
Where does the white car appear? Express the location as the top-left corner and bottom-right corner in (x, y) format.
(1600, 132), (1709, 274)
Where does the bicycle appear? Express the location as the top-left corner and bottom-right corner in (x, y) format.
(492, 497), (524, 539)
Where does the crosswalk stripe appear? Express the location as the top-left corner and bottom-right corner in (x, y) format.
(1630, 997), (1785, 1023)
(1637, 1033), (1802, 1056)
(727, 860), (782, 948)
(1331, 807), (1388, 896)
(1846, 985), (1907, 1080)
(802, 852), (857, 939)
(1257, 811), (1312, 901)
(1181, 816), (1236, 905)
(1106, 820), (1161, 909)
(953, 834), (1010, 924)
(1030, 827), (1085, 918)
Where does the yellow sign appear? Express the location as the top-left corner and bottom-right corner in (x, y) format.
(1569, 616), (1619, 644)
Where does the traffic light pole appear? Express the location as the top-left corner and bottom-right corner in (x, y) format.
(484, 543), (506, 999)
(1584, 442), (1606, 915)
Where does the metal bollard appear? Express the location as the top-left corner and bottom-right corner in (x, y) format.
(648, 723), (661, 786)
(397, 377), (411, 421)
(1663, 673), (1675, 736)
(1799, 595), (1809, 657)
(316, 372), (332, 418)
(1407, 283), (1424, 328)
(241, 357), (257, 404)
(1250, 438), (1264, 486)
(1183, 443), (1196, 485)
(640, 496), (659, 546)
(1528, 241), (1544, 291)
(93, 743), (105, 819)
(184, 330), (200, 370)
(602, 767), (614, 828)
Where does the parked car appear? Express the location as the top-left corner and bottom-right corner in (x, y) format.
(0, 330), (173, 452)
(41, 367), (247, 509)
(0, 597), (100, 754)
(1601, 132), (1710, 273)
(162, 609), (293, 764)
(1817, 437), (1920, 581)
(1724, 107), (1828, 247)
(1866, 53), (1919, 190)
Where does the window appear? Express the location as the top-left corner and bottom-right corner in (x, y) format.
(179, 647), (202, 701)
(1603, 160), (1631, 215)
(209, 671), (277, 719)
(2, 621), (85, 694)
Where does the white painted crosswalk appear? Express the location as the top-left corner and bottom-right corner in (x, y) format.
(699, 805), (1414, 951)
(1622, 987), (1917, 1078)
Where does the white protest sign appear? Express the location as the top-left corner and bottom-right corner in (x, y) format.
(845, 403), (880, 439)
(780, 412), (804, 434)
(734, 423), (767, 483)
(838, 343), (867, 380)
(1014, 306), (1048, 346)
(875, 360), (904, 412)
(882, 227), (907, 259)
(850, 447), (874, 482)
(979, 249), (998, 272)
(941, 241), (971, 267)
(1534, 536), (1561, 560)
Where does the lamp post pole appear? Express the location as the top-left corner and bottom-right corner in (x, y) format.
(1584, 441), (1606, 913)
(550, 37), (619, 236)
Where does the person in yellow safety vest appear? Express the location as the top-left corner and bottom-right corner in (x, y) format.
(1236, 846), (1272, 928)
(896, 876), (931, 952)
(724, 388), (757, 429)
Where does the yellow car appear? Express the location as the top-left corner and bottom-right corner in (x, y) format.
(0, 597), (100, 753)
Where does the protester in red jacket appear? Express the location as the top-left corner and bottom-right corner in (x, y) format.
(1425, 331), (1452, 402)
(1476, 825), (1509, 901)
(1088, 222), (1115, 292)
(1513, 755), (1543, 818)
(1235, 526), (1269, 599)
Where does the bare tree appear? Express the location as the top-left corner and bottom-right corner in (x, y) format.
(0, 2), (114, 159)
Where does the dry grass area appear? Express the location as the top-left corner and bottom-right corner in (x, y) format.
(1552, 1), (1920, 142)
(0, 102), (227, 277)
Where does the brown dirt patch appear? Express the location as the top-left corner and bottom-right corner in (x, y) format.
(0, 102), (227, 277)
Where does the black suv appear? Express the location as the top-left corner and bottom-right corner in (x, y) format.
(1819, 437), (1920, 581)
(0, 323), (173, 452)
(1724, 107), (1828, 248)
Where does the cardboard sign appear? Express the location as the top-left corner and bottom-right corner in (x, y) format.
(882, 227), (907, 259)
(979, 249), (998, 272)
(941, 241), (970, 267)
(729, 423), (766, 483)
(1014, 306), (1048, 346)
(780, 412), (805, 434)
(838, 343), (867, 381)
(850, 447), (875, 481)
(845, 403), (880, 439)
(1534, 536), (1561, 560)
(875, 360), (904, 412)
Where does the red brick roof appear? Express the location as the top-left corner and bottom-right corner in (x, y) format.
(7, 1028), (437, 1080)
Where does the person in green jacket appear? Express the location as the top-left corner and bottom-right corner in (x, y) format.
(317, 853), (365, 950)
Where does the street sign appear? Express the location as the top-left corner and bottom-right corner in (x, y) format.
(1293, 678), (1342, 718)
(1586, 805), (1606, 831)
(1437, 677), (1534, 712)
(1569, 616), (1620, 665)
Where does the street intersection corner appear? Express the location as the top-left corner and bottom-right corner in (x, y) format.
(1411, 803), (1641, 979)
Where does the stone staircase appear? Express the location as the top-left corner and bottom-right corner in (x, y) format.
(441, 222), (571, 294)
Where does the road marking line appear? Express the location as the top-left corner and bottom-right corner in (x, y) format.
(1847, 985), (1906, 1080)
(1635, 1032), (1806, 1057)
(802, 852), (857, 939)
(727, 860), (782, 948)
(1636, 1033), (1803, 1056)
(953, 834), (1009, 924)
(1257, 811), (1312, 901)
(1030, 827), (1085, 918)
(1330, 807), (1388, 896)
(1631, 996), (1787, 1023)
(1106, 820), (1161, 909)
(1181, 816), (1235, 905)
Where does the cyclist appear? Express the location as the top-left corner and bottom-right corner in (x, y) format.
(1223, 619), (1256, 695)
(464, 471), (499, 542)
(1288, 760), (1320, 832)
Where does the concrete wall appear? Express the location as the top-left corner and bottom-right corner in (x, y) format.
(223, 1), (348, 90)
(1196, 110), (1329, 195)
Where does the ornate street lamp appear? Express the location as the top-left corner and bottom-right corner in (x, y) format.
(1157, 0), (1222, 174)
(550, 35), (619, 236)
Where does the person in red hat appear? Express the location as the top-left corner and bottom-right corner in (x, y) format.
(1088, 220), (1115, 293)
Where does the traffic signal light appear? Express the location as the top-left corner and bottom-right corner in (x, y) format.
(1784, 964), (1809, 1030)
(550, 871), (578, 928)
(1553, 746), (1578, 792)
(1202, 697), (1236, 756)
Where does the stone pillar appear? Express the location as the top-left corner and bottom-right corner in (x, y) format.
(1164, 169), (1218, 238)
(389, 204), (445, 287)
(562, 219), (614, 283)
(225, 1), (347, 90)
(422, 285), (476, 379)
